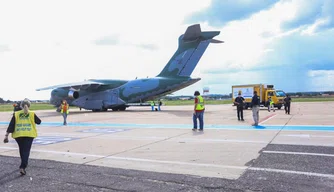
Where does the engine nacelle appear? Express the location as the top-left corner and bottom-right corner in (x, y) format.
(68, 90), (79, 99)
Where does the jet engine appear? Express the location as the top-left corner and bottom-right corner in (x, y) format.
(68, 90), (79, 99)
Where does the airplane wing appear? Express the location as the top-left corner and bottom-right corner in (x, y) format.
(36, 79), (128, 91)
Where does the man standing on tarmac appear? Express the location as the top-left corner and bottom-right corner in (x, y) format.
(251, 91), (260, 126)
(284, 94), (291, 114)
(234, 92), (245, 121)
(192, 91), (205, 131)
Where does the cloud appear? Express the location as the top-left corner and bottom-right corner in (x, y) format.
(184, 0), (280, 27)
(0, 0), (207, 100)
(182, 0), (334, 95)
(259, 28), (334, 70)
(94, 35), (120, 46)
(0, 44), (10, 53)
(135, 44), (159, 50)
(308, 70), (334, 91)
(94, 35), (158, 50)
(281, 0), (334, 33)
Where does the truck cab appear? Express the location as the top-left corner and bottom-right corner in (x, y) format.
(264, 87), (286, 109)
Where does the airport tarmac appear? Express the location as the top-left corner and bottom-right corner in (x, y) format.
(0, 102), (334, 191)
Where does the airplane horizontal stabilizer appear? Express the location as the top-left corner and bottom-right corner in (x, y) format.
(210, 39), (224, 43)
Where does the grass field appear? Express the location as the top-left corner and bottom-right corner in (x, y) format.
(0, 97), (333, 112)
(0, 103), (57, 112)
(164, 97), (334, 105)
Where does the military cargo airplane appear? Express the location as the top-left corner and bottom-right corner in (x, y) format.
(36, 24), (223, 112)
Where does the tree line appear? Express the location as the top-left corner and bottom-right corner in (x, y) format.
(0, 98), (14, 104)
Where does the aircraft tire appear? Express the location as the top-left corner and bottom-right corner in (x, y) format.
(102, 107), (108, 112)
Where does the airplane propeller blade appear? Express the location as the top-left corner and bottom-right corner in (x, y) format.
(210, 39), (224, 43)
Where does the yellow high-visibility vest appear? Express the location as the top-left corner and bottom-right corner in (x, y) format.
(12, 111), (37, 139)
(61, 104), (69, 114)
(270, 99), (274, 105)
(195, 96), (205, 110)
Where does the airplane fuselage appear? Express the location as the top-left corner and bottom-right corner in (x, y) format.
(50, 76), (200, 111)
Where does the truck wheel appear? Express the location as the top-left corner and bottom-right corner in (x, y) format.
(277, 106), (282, 110)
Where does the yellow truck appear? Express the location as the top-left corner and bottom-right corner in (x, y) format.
(232, 84), (286, 109)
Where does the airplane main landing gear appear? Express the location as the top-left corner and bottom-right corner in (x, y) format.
(111, 106), (126, 111)
(92, 107), (108, 112)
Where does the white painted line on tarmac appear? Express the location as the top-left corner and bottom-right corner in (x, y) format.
(174, 138), (268, 144)
(249, 167), (334, 179)
(33, 149), (106, 158)
(104, 156), (248, 170)
(281, 134), (334, 138)
(262, 150), (334, 157)
(0, 146), (105, 158)
(2, 146), (334, 179)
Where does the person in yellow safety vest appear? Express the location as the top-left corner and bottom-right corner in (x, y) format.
(192, 91), (205, 131)
(3, 98), (42, 176)
(150, 101), (155, 111)
(268, 97), (275, 112)
(59, 99), (69, 125)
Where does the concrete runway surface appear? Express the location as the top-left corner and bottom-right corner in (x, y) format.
(0, 102), (334, 191)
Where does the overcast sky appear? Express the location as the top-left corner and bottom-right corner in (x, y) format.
(0, 0), (333, 101)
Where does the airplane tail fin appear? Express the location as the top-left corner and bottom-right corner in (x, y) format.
(157, 24), (223, 78)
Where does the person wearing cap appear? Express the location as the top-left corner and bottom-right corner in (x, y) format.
(3, 98), (42, 176)
(192, 91), (205, 131)
(234, 92), (245, 121)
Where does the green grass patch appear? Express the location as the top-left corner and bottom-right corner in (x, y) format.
(0, 103), (56, 112)
(162, 97), (334, 105)
(163, 100), (232, 106)
(290, 97), (334, 102)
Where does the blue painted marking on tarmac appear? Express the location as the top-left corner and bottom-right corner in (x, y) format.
(8, 136), (78, 145)
(1, 122), (334, 131)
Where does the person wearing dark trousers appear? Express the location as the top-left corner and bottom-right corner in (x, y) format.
(234, 93), (245, 121)
(158, 100), (162, 111)
(3, 98), (41, 176)
(192, 91), (205, 131)
(284, 95), (291, 114)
